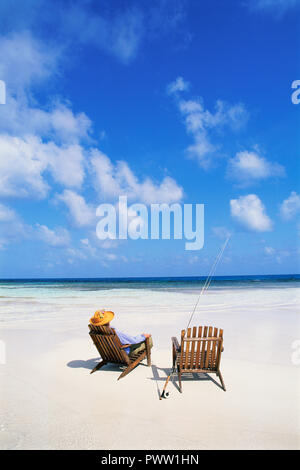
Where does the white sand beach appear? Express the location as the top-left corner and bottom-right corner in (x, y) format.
(0, 283), (300, 450)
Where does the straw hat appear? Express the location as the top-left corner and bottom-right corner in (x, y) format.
(90, 309), (114, 326)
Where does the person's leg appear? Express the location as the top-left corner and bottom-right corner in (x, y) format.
(130, 337), (153, 355)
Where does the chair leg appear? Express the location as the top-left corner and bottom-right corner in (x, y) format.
(117, 354), (145, 380)
(218, 370), (226, 391)
(178, 368), (182, 393)
(117, 364), (133, 380)
(146, 337), (151, 367)
(90, 360), (107, 374)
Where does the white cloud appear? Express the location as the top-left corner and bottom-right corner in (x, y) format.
(0, 31), (59, 93)
(0, 203), (28, 246)
(66, 247), (87, 261)
(0, 135), (49, 198)
(91, 149), (183, 204)
(264, 246), (275, 255)
(249, 0), (299, 14)
(230, 194), (273, 232)
(36, 224), (70, 247)
(0, 30), (91, 144)
(57, 190), (96, 227)
(0, 203), (18, 222)
(105, 253), (118, 261)
(62, 4), (143, 64)
(212, 226), (232, 240)
(61, 1), (188, 64)
(0, 97), (92, 145)
(0, 135), (86, 198)
(0, 30), (91, 200)
(179, 99), (247, 132)
(167, 76), (190, 95)
(227, 150), (285, 185)
(279, 191), (300, 220)
(42, 142), (86, 188)
(168, 80), (249, 169)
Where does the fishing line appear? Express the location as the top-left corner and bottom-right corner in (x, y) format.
(185, 235), (230, 333)
(160, 235), (230, 399)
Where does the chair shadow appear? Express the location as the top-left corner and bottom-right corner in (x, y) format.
(150, 365), (223, 397)
(67, 358), (122, 372)
(67, 358), (149, 373)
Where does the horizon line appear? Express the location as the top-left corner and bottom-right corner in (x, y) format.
(0, 273), (299, 281)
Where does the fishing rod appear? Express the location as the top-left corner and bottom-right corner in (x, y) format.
(160, 236), (230, 399)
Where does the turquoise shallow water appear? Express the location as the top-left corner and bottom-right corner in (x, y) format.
(0, 275), (299, 326)
(0, 275), (299, 298)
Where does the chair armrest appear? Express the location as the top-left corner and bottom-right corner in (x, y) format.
(171, 336), (180, 352)
(120, 344), (131, 349)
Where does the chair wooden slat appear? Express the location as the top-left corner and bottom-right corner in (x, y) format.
(205, 326), (213, 369)
(88, 324), (151, 379)
(169, 325), (226, 393)
(195, 326), (202, 368)
(185, 328), (191, 369)
(190, 326), (197, 369)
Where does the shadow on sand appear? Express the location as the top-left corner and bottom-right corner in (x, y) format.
(67, 358), (119, 372)
(67, 358), (148, 374)
(150, 364), (224, 398)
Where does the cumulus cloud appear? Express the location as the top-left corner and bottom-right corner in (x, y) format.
(230, 194), (273, 232)
(0, 203), (28, 247)
(61, 3), (143, 65)
(57, 190), (96, 227)
(36, 224), (70, 247)
(249, 0), (299, 14)
(0, 31), (59, 93)
(0, 30), (92, 143)
(58, 0), (188, 64)
(227, 150), (285, 185)
(212, 226), (232, 240)
(0, 135), (86, 198)
(91, 149), (183, 204)
(264, 246), (275, 255)
(0, 95), (92, 148)
(0, 1), (189, 65)
(0, 27), (183, 212)
(0, 31), (91, 199)
(279, 191), (300, 220)
(0, 135), (49, 198)
(168, 78), (248, 169)
(166, 76), (189, 95)
(181, 99), (248, 169)
(0, 203), (19, 223)
(0, 2), (188, 268)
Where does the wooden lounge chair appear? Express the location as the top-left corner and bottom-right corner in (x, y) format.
(163, 325), (226, 395)
(88, 324), (152, 380)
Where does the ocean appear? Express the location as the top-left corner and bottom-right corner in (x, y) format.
(0, 275), (299, 327)
(0, 274), (299, 297)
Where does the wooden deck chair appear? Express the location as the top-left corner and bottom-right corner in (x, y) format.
(164, 325), (226, 395)
(89, 324), (152, 380)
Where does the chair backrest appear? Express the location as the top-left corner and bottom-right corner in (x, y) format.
(89, 324), (130, 365)
(179, 326), (223, 372)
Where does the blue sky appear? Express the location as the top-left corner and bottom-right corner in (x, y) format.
(0, 0), (299, 278)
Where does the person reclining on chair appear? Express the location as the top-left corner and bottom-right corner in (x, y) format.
(89, 309), (153, 355)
